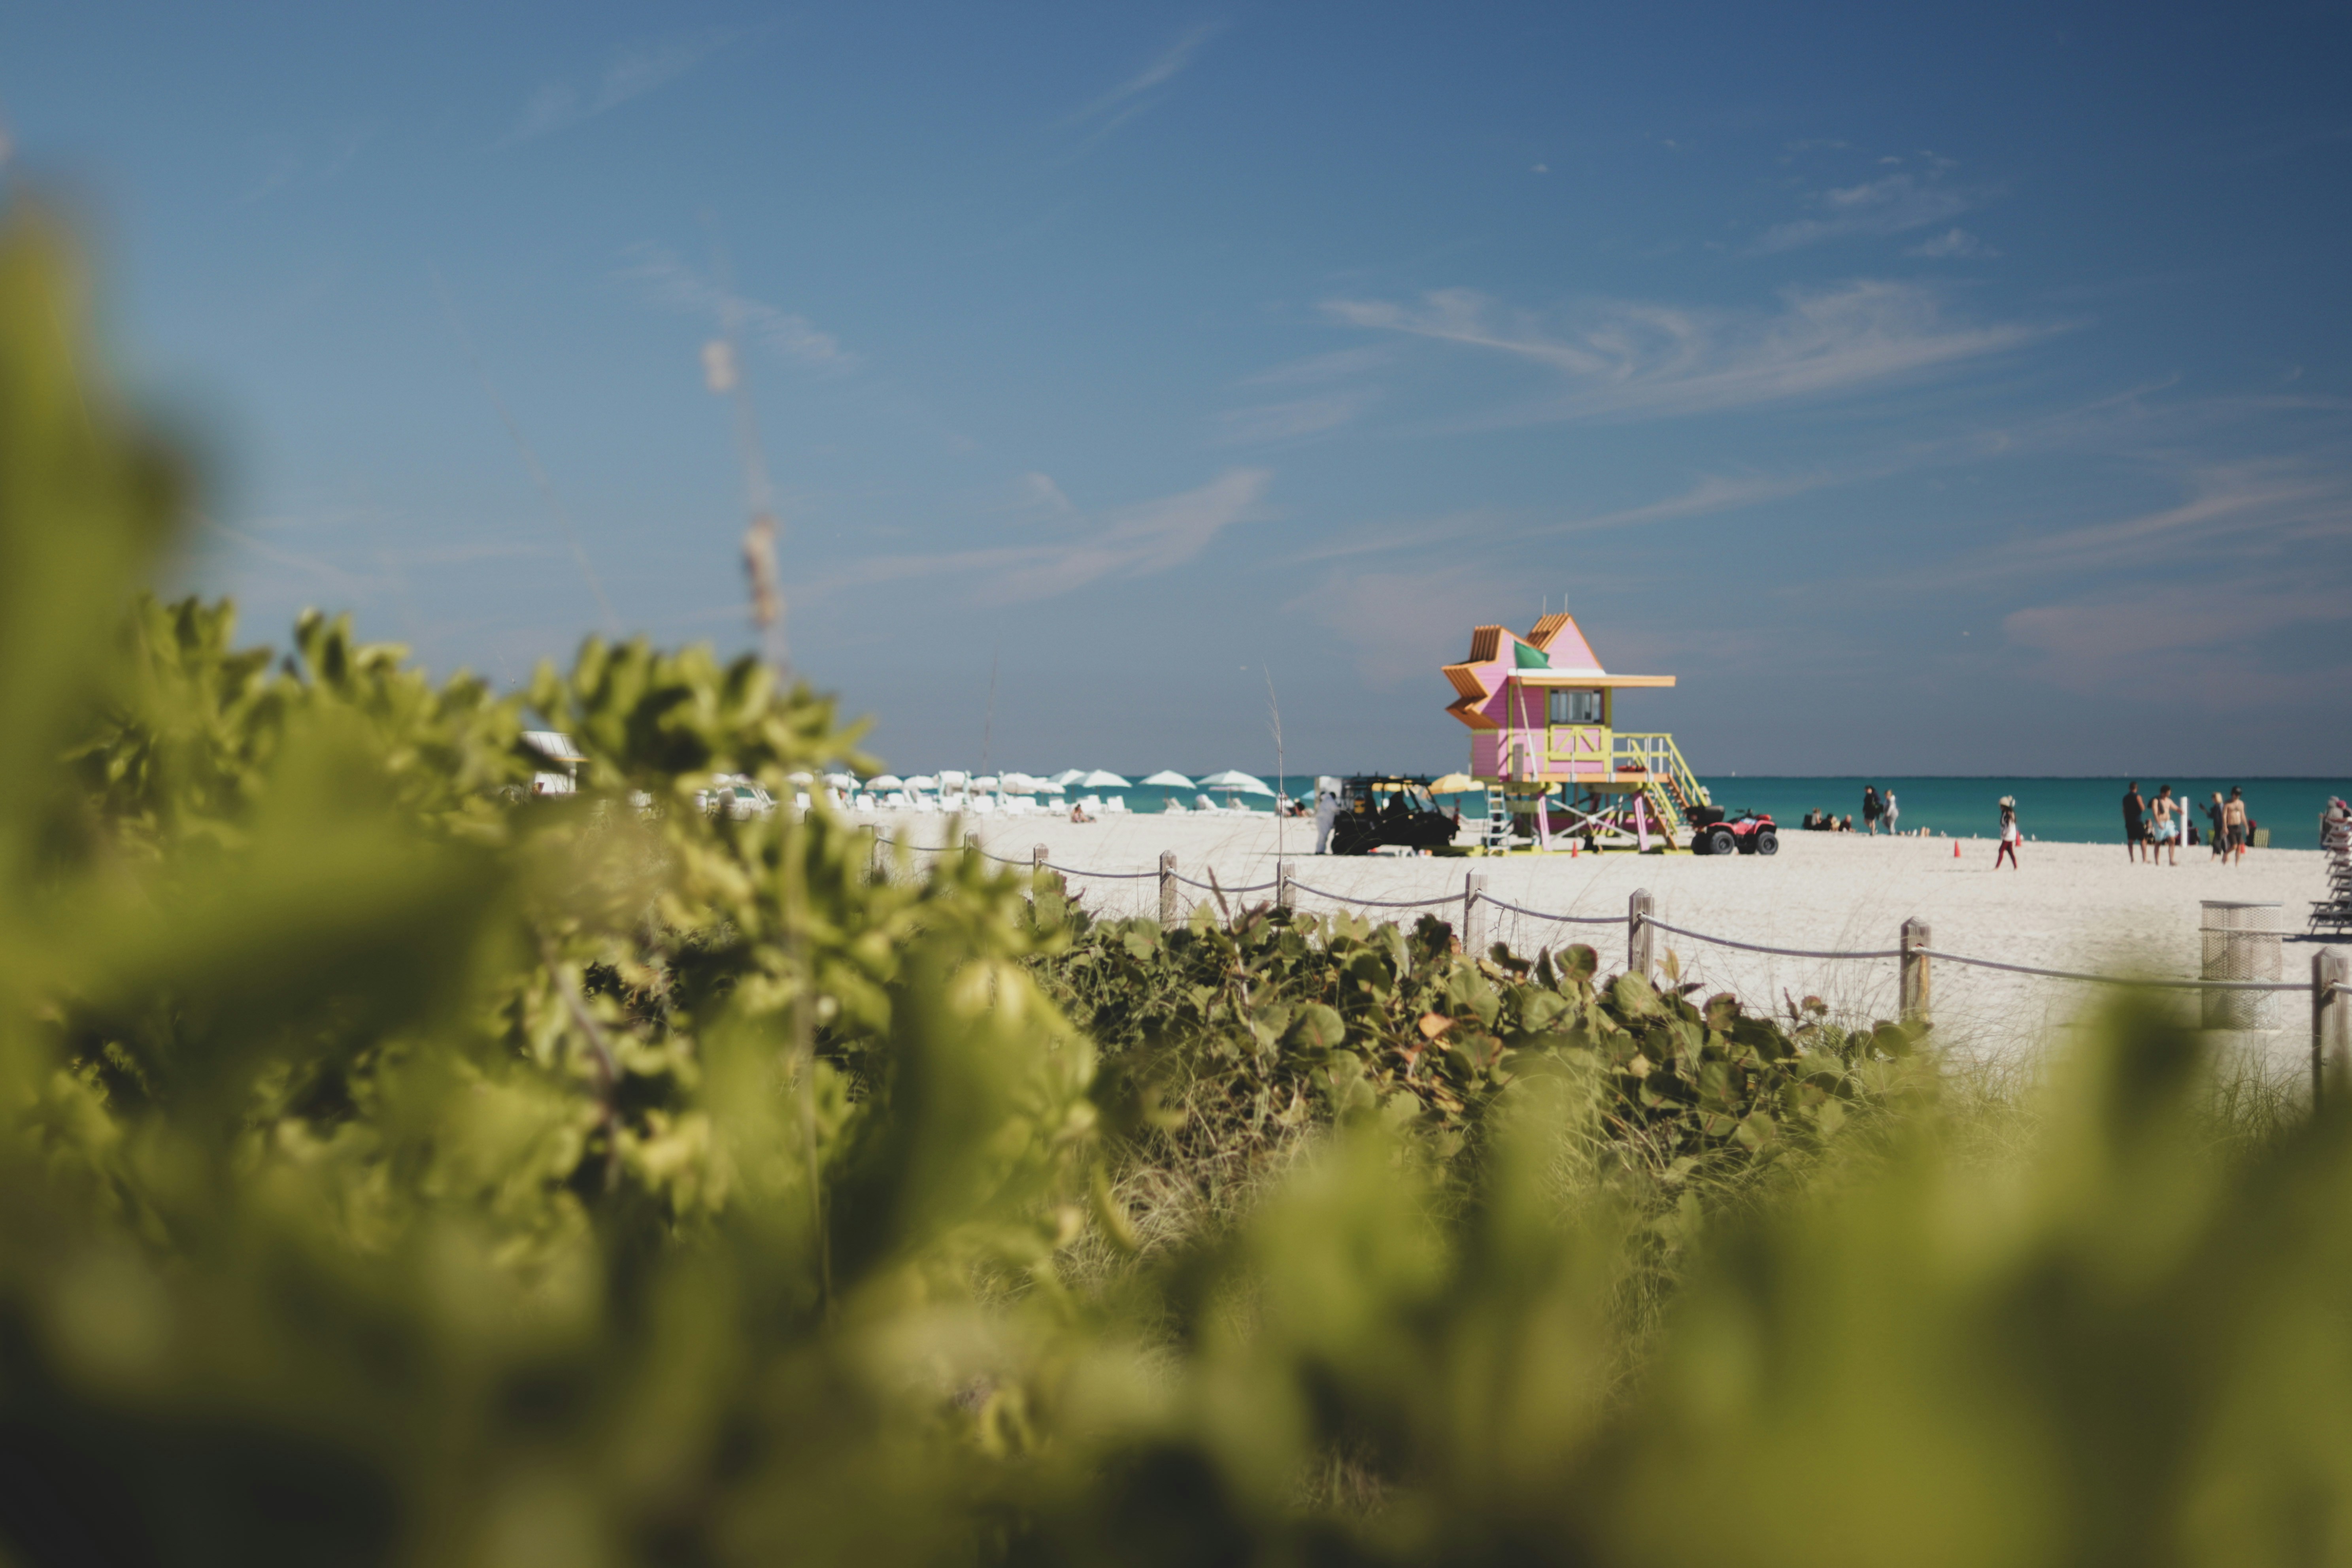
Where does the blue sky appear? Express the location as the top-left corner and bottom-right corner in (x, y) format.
(9, 1), (2350, 776)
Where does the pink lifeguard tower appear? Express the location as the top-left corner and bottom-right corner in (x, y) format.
(1442, 612), (1712, 851)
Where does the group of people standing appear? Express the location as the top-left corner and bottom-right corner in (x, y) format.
(2122, 782), (2253, 866)
(1861, 785), (1900, 835)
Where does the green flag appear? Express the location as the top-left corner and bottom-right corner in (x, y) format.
(1513, 640), (1550, 669)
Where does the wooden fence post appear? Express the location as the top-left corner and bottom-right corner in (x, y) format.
(1628, 888), (1654, 979)
(1277, 860), (1294, 915)
(2316, 949), (2350, 1110)
(1033, 843), (1049, 881)
(1901, 917), (1932, 1025)
(1464, 872), (1487, 957)
(1159, 851), (1178, 928)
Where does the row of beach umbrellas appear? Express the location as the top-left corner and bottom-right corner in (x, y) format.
(835, 769), (1278, 797)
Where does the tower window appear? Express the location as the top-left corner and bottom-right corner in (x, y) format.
(1548, 689), (1603, 725)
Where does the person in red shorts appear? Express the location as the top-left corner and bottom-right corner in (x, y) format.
(1995, 796), (2021, 870)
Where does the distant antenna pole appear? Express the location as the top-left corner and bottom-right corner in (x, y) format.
(1265, 664), (1286, 870)
(701, 222), (788, 675)
(982, 643), (1000, 775)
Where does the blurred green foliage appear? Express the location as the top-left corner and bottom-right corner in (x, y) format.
(2, 201), (2348, 1567)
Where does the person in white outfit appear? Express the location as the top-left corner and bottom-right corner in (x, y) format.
(1314, 784), (1340, 854)
(1883, 791), (1899, 836)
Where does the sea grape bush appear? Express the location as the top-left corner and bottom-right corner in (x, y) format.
(7, 200), (2352, 1566)
(1031, 893), (1892, 1187)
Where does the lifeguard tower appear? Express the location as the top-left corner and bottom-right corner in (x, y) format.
(1442, 613), (1712, 851)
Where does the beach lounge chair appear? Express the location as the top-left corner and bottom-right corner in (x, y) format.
(855, 796), (878, 815)
(1079, 794), (1103, 814)
(1164, 797), (1188, 813)
(1196, 794), (1221, 814)
(1104, 795), (1128, 814)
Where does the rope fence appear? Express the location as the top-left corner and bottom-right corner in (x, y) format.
(903, 834), (2352, 1102)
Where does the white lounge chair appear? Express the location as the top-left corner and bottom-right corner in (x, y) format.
(1164, 797), (1188, 813)
(1196, 794), (1221, 814)
(855, 795), (878, 815)
(1104, 795), (1129, 814)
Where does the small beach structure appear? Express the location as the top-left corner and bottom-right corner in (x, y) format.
(1442, 613), (1712, 851)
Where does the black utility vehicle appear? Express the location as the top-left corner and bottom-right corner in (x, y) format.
(1686, 804), (1779, 857)
(1330, 775), (1461, 856)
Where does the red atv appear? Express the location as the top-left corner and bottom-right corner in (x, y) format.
(1686, 805), (1778, 857)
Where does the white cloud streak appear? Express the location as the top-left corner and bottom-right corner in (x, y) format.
(1754, 170), (1988, 252)
(809, 468), (1271, 604)
(1210, 389), (1380, 446)
(2003, 575), (2352, 700)
(1322, 280), (2046, 425)
(1907, 227), (2001, 259)
(1064, 24), (1220, 138)
(510, 33), (730, 142)
(618, 246), (856, 371)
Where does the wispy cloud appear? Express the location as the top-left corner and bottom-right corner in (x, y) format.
(809, 468), (1270, 604)
(2003, 575), (2352, 700)
(1242, 345), (1396, 387)
(235, 125), (378, 206)
(1322, 280), (2047, 425)
(1064, 24), (1220, 138)
(1907, 227), (2001, 260)
(1006, 472), (1076, 518)
(1546, 470), (1847, 534)
(618, 245), (856, 370)
(509, 32), (731, 143)
(1993, 460), (2349, 572)
(1210, 389), (1380, 446)
(1754, 170), (1988, 253)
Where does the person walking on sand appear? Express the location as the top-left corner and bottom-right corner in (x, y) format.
(1883, 789), (1900, 837)
(2122, 782), (2146, 862)
(1863, 785), (1882, 836)
(2149, 785), (2179, 866)
(2206, 792), (2228, 860)
(1314, 781), (1340, 855)
(1995, 796), (2020, 869)
(2224, 786), (2250, 865)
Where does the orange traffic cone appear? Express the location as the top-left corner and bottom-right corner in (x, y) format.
(1952, 838), (1961, 859)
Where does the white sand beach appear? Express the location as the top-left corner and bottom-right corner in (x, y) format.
(871, 810), (2348, 1073)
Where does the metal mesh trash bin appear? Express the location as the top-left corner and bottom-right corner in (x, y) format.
(2200, 900), (2282, 1029)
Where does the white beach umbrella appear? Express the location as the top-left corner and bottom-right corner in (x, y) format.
(1199, 770), (1274, 796)
(936, 769), (968, 789)
(823, 773), (856, 790)
(1049, 768), (1086, 787)
(1080, 770), (1132, 789)
(972, 774), (1001, 791)
(1038, 779), (1067, 795)
(1140, 770), (1193, 789)
(786, 770), (814, 785)
(904, 774), (938, 791)
(865, 774), (904, 791)
(1001, 772), (1041, 793)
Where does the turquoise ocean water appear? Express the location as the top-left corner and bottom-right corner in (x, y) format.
(1682, 777), (2348, 850)
(1108, 776), (2351, 851)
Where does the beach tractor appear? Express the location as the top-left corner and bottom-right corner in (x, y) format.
(1441, 611), (1718, 853)
(1686, 805), (1778, 857)
(1329, 775), (1460, 856)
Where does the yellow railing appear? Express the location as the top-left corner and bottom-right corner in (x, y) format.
(1611, 732), (1712, 836)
